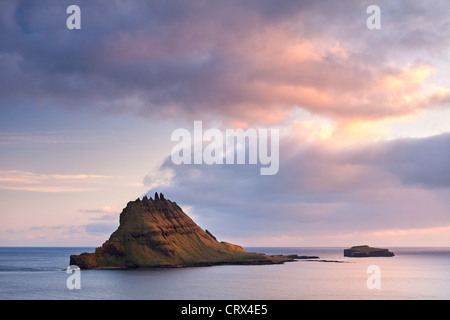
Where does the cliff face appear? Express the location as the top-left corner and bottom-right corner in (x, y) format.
(344, 245), (395, 257)
(70, 193), (293, 268)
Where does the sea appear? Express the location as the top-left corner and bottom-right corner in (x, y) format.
(0, 247), (449, 300)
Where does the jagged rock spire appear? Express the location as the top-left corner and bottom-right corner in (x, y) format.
(69, 193), (294, 269)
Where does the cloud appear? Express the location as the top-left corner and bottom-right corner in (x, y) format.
(369, 225), (450, 238)
(143, 165), (174, 189)
(0, 131), (93, 145)
(78, 205), (122, 222)
(144, 133), (450, 243)
(79, 206), (122, 215)
(83, 222), (118, 235)
(0, 223), (116, 245)
(0, 169), (118, 192)
(0, 185), (95, 193)
(1, 0), (450, 246)
(1, 224), (84, 242)
(1, 0), (449, 126)
(347, 133), (450, 189)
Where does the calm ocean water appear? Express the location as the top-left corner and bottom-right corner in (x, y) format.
(0, 246), (449, 300)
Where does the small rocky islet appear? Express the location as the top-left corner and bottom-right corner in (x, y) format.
(344, 245), (395, 257)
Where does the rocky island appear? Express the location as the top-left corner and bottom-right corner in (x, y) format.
(70, 193), (296, 269)
(344, 245), (395, 257)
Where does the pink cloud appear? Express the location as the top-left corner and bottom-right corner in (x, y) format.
(0, 170), (118, 193)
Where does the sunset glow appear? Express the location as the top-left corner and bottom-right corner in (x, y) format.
(1, 0), (449, 247)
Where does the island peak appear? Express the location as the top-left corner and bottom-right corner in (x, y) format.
(70, 194), (295, 268)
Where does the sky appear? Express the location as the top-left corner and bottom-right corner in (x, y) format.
(0, 0), (449, 247)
